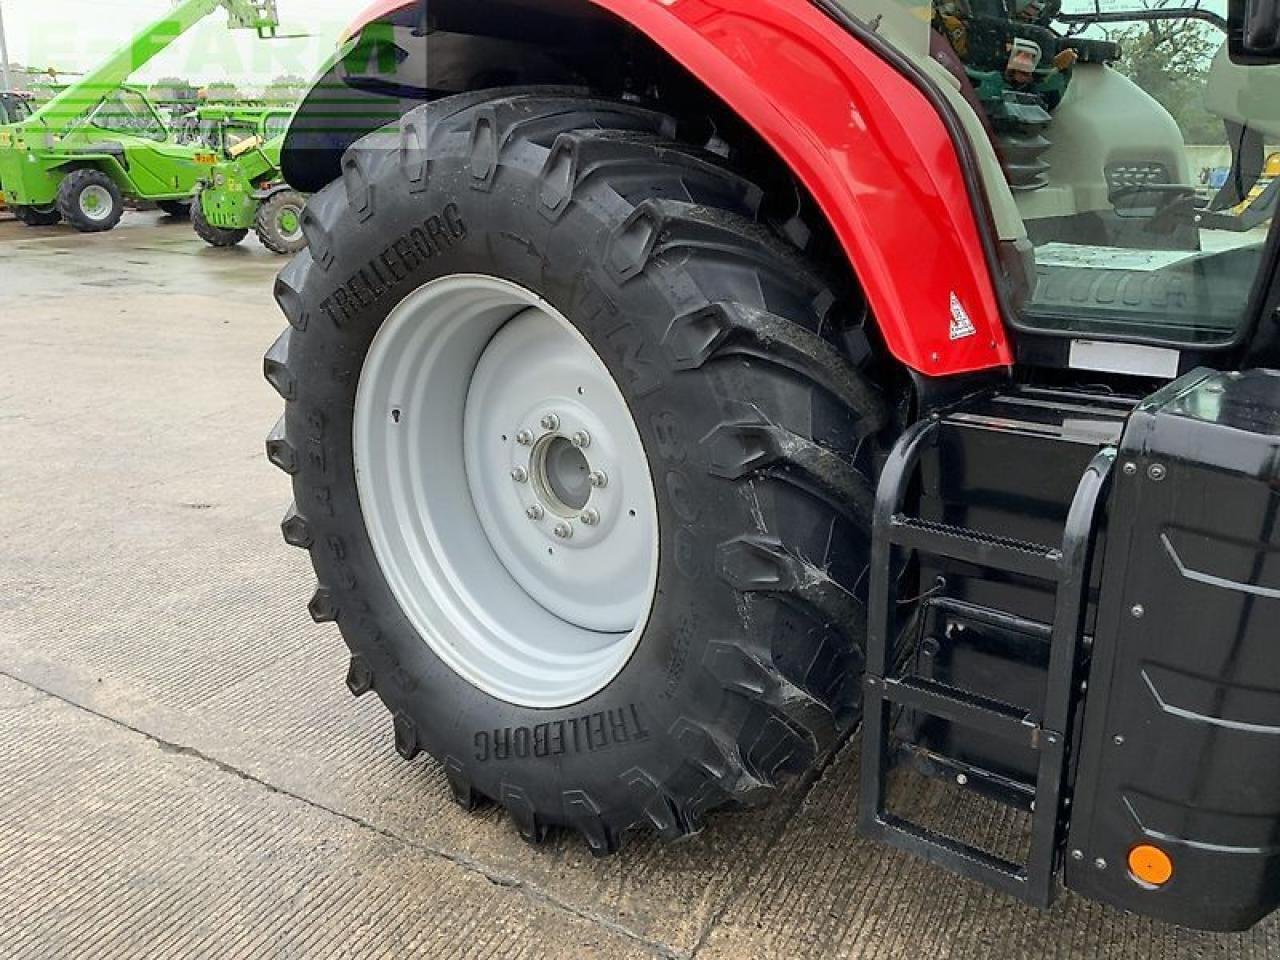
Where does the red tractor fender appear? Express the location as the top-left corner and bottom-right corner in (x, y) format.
(329, 0), (1013, 376)
(587, 0), (1012, 376)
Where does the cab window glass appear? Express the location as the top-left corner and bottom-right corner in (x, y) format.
(838, 0), (1279, 346)
(222, 122), (258, 153)
(89, 89), (167, 142)
(0, 95), (33, 125)
(264, 113), (290, 141)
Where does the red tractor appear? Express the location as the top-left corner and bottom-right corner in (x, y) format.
(264, 0), (1280, 931)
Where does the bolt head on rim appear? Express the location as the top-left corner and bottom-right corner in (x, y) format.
(353, 274), (659, 708)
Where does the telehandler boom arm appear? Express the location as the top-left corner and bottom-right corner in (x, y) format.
(29, 0), (281, 131)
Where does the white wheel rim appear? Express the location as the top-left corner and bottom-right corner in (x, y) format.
(79, 184), (114, 222)
(275, 203), (303, 243)
(353, 274), (660, 708)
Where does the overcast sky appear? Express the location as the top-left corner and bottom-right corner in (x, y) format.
(1, 0), (372, 85)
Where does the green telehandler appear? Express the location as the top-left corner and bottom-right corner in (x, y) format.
(0, 0), (287, 232)
(191, 107), (307, 255)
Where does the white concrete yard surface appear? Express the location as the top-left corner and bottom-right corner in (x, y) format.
(0, 210), (1277, 959)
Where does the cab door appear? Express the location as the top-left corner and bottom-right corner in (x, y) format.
(86, 89), (206, 197)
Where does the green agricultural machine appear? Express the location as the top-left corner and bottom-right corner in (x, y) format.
(0, 0), (287, 232)
(192, 108), (307, 254)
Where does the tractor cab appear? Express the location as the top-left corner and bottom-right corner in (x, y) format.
(81, 85), (176, 143)
(192, 105), (294, 157)
(841, 0), (1279, 369)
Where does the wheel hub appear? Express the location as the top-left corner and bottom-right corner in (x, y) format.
(530, 433), (591, 517)
(353, 274), (659, 708)
(79, 184), (112, 221)
(464, 305), (656, 634)
(276, 205), (302, 241)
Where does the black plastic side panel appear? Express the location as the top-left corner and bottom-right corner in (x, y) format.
(1066, 368), (1280, 931)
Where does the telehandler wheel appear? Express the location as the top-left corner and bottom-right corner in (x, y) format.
(157, 200), (192, 220)
(58, 169), (124, 233)
(254, 190), (307, 255)
(192, 192), (248, 248)
(266, 89), (888, 853)
(11, 204), (61, 227)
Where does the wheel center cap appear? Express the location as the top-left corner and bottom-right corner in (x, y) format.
(531, 434), (591, 516)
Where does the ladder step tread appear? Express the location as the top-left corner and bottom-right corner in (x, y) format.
(880, 675), (1041, 748)
(897, 743), (1038, 807)
(889, 515), (1062, 579)
(875, 814), (1035, 900)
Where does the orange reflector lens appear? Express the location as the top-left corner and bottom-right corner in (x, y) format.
(1128, 844), (1173, 886)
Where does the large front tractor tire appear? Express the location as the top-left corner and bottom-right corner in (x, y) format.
(57, 169), (124, 233)
(266, 90), (887, 852)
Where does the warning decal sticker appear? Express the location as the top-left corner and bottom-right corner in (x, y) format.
(949, 292), (977, 341)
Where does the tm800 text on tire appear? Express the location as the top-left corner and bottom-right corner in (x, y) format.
(265, 89), (889, 853)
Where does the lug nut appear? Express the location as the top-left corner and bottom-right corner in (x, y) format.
(510, 466), (529, 484)
(540, 414), (560, 432)
(526, 504), (544, 521)
(580, 508), (600, 526)
(588, 471), (608, 489)
(516, 429), (534, 446)
(572, 431), (591, 449)
(554, 522), (573, 539)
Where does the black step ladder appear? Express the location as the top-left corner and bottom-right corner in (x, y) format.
(858, 416), (1116, 907)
